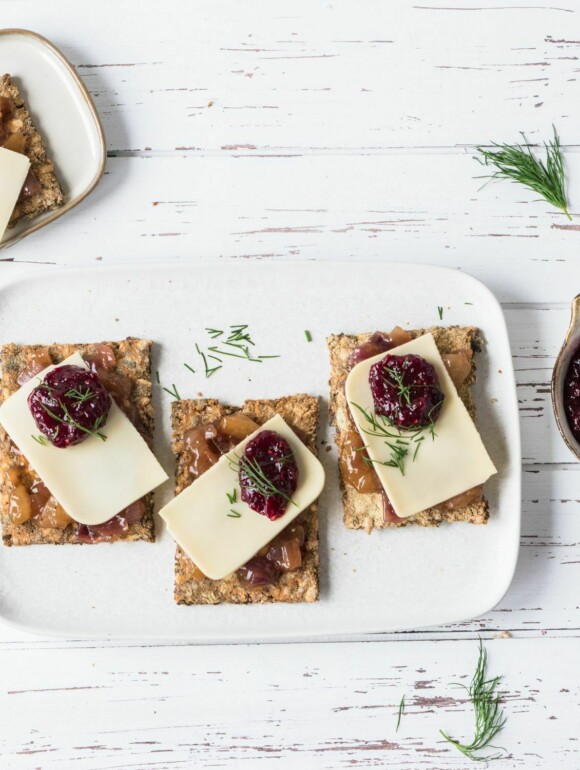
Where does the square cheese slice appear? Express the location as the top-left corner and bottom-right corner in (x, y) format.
(0, 352), (168, 525)
(159, 413), (325, 580)
(0, 147), (30, 240)
(345, 333), (496, 518)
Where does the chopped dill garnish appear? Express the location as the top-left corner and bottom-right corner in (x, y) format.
(226, 488), (237, 504)
(155, 370), (160, 384)
(396, 695), (405, 732)
(39, 400), (107, 442)
(64, 387), (95, 404)
(437, 306), (444, 320)
(304, 330), (313, 342)
(162, 383), (181, 400)
(383, 366), (413, 405)
(475, 125), (571, 219)
(194, 324), (279, 377)
(229, 452), (297, 507)
(350, 402), (438, 475)
(31, 434), (48, 446)
(439, 640), (507, 763)
(184, 363), (196, 375)
(196, 343), (222, 378)
(227, 509), (242, 518)
(208, 345), (260, 362)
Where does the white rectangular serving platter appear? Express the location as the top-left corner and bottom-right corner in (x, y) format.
(0, 28), (105, 250)
(0, 262), (521, 641)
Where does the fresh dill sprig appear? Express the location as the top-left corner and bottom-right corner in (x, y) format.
(438, 306), (444, 320)
(350, 402), (430, 475)
(384, 366), (413, 405)
(227, 509), (242, 518)
(183, 363), (196, 375)
(39, 401), (107, 442)
(229, 452), (297, 507)
(31, 434), (48, 446)
(475, 125), (571, 220)
(396, 695), (405, 732)
(439, 640), (507, 763)
(304, 330), (313, 342)
(226, 488), (237, 504)
(162, 383), (181, 400)
(64, 386), (95, 404)
(362, 444), (409, 475)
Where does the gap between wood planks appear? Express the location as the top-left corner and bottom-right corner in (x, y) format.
(105, 144), (580, 158)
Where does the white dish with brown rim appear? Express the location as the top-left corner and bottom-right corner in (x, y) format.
(0, 28), (105, 250)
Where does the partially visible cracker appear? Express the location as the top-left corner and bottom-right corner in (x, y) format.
(327, 326), (489, 531)
(172, 395), (320, 605)
(1, 74), (65, 225)
(0, 338), (155, 546)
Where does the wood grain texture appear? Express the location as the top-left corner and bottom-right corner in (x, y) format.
(3, 154), (580, 303)
(1, 0), (580, 767)
(0, 638), (578, 769)
(5, 0), (580, 153)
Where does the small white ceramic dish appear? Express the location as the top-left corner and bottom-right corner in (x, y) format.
(0, 262), (521, 641)
(0, 29), (105, 250)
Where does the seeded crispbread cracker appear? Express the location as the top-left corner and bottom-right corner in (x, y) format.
(1, 74), (65, 226)
(0, 338), (155, 546)
(172, 395), (320, 605)
(327, 326), (490, 532)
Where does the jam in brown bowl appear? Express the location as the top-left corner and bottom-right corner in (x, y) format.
(552, 294), (580, 460)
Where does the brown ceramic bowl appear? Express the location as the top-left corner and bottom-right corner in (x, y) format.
(551, 294), (580, 461)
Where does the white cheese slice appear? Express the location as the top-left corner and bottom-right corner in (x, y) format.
(159, 413), (325, 580)
(0, 352), (168, 525)
(345, 333), (496, 518)
(0, 147), (30, 240)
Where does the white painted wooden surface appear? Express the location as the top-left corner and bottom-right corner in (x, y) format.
(1, 1), (580, 767)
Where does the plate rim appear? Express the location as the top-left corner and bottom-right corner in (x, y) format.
(0, 27), (106, 251)
(0, 261), (522, 641)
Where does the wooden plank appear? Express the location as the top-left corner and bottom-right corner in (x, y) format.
(0, 637), (578, 768)
(3, 0), (580, 153)
(3, 154), (580, 305)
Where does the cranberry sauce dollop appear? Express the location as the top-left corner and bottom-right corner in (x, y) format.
(28, 364), (111, 448)
(369, 353), (444, 430)
(564, 343), (580, 443)
(239, 430), (299, 520)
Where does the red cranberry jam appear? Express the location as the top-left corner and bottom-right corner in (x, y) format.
(564, 343), (580, 443)
(369, 353), (444, 429)
(28, 364), (111, 448)
(239, 430), (299, 520)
